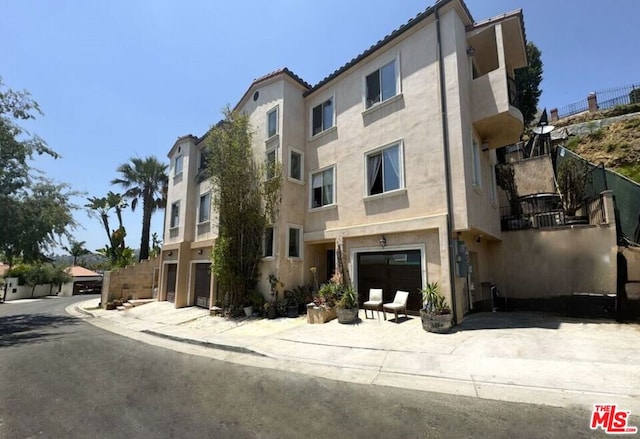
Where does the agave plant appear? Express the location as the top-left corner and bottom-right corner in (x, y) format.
(421, 282), (450, 315)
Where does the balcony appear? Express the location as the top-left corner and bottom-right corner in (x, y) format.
(471, 70), (523, 149)
(467, 16), (527, 150)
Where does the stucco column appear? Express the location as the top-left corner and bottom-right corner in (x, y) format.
(588, 93), (598, 113)
(494, 23), (506, 69)
(601, 190), (615, 225)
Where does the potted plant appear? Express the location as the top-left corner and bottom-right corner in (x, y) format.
(286, 284), (312, 316)
(243, 297), (253, 318)
(419, 282), (452, 333)
(307, 281), (338, 324)
(264, 301), (276, 319)
(284, 290), (299, 318)
(336, 284), (358, 324)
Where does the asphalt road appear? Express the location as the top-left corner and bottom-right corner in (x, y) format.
(0, 296), (617, 438)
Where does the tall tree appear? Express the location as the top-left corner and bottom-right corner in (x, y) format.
(64, 240), (90, 265)
(515, 42), (544, 127)
(205, 108), (281, 312)
(0, 77), (76, 267)
(111, 156), (168, 261)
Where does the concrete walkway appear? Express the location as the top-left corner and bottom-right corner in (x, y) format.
(69, 299), (640, 412)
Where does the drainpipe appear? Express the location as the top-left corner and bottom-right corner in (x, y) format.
(435, 4), (458, 323)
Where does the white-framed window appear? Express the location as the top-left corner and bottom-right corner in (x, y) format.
(366, 141), (403, 196)
(312, 97), (334, 136)
(471, 134), (482, 187)
(174, 155), (183, 176)
(289, 147), (303, 182)
(263, 226), (274, 258)
(198, 192), (211, 223)
(267, 106), (278, 138)
(170, 201), (180, 228)
(365, 58), (399, 109)
(287, 225), (302, 259)
(266, 147), (277, 180)
(310, 166), (334, 208)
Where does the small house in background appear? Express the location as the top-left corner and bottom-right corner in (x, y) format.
(60, 266), (103, 297)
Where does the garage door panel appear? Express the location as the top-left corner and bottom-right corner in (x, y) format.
(165, 264), (177, 303)
(194, 263), (211, 308)
(357, 250), (422, 313)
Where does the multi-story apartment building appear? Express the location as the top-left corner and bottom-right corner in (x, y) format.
(158, 0), (528, 323)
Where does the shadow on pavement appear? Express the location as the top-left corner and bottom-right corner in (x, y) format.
(0, 313), (80, 348)
(455, 312), (563, 331)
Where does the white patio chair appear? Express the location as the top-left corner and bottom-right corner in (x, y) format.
(383, 290), (409, 323)
(363, 288), (384, 320)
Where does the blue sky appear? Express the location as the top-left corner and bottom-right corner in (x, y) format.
(2, 0), (639, 256)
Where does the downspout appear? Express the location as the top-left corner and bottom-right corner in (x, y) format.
(435, 4), (458, 323)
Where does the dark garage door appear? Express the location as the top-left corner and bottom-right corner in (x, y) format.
(194, 263), (211, 308)
(357, 250), (422, 313)
(165, 264), (177, 303)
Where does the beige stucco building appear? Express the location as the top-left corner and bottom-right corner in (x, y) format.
(158, 0), (597, 323)
(157, 0), (530, 323)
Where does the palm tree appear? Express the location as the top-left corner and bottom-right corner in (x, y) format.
(85, 196), (112, 245)
(63, 240), (90, 265)
(111, 156), (168, 261)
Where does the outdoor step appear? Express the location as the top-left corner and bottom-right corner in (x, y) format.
(129, 299), (156, 307)
(123, 302), (134, 309)
(116, 306), (127, 311)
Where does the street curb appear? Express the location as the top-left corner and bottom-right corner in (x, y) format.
(74, 306), (97, 318)
(141, 329), (266, 357)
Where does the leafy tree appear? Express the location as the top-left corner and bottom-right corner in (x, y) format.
(557, 158), (589, 216)
(204, 108), (281, 312)
(63, 240), (90, 265)
(0, 77), (76, 267)
(6, 263), (70, 297)
(1, 180), (77, 267)
(0, 76), (58, 196)
(111, 156), (168, 261)
(515, 42), (544, 127)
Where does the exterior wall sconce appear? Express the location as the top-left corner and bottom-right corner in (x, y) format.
(167, 251), (173, 256)
(466, 46), (475, 56)
(379, 236), (387, 248)
(197, 249), (203, 255)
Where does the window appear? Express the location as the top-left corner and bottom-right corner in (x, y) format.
(174, 155), (183, 176)
(267, 107), (278, 138)
(311, 167), (334, 208)
(312, 98), (334, 136)
(198, 193), (211, 223)
(266, 148), (277, 179)
(289, 148), (303, 181)
(170, 201), (180, 228)
(472, 136), (481, 187)
(198, 150), (208, 172)
(263, 226), (274, 258)
(365, 59), (397, 108)
(287, 226), (302, 259)
(366, 142), (402, 195)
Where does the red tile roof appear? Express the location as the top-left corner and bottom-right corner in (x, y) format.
(64, 266), (101, 278)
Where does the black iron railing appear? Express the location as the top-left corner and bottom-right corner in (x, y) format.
(557, 83), (640, 119)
